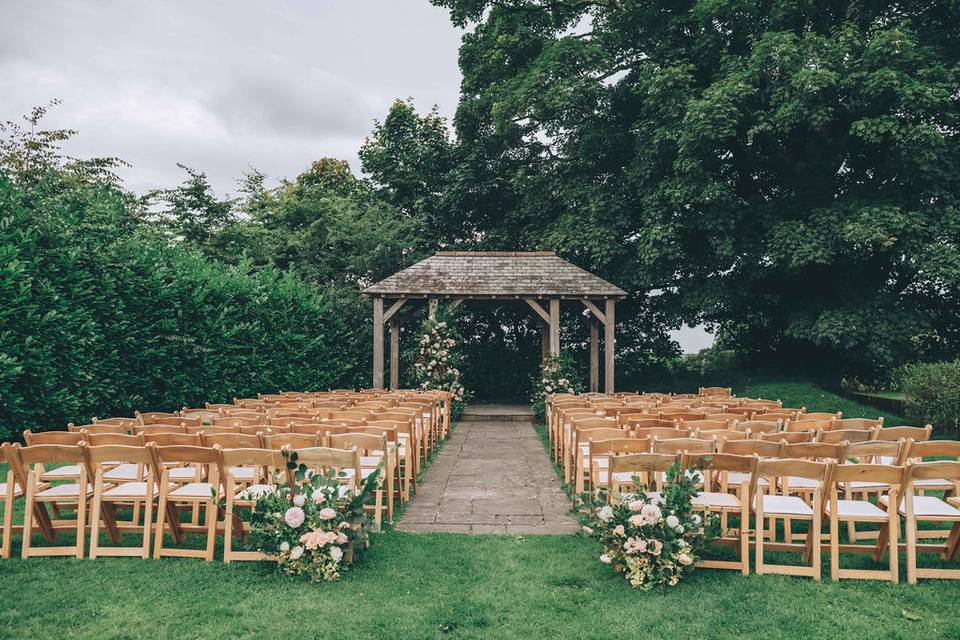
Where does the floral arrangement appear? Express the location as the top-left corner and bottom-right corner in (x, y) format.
(246, 450), (381, 582)
(530, 352), (583, 421)
(581, 463), (718, 589)
(413, 316), (470, 416)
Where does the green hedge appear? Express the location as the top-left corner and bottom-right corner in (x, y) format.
(0, 174), (363, 439)
(895, 360), (960, 438)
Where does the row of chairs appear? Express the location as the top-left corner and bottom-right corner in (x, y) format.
(1, 440), (374, 562)
(601, 443), (960, 584)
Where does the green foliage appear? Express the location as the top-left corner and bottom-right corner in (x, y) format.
(413, 314), (470, 416)
(0, 111), (361, 438)
(894, 360), (960, 437)
(428, 0), (960, 378)
(530, 352), (583, 420)
(145, 164), (236, 246)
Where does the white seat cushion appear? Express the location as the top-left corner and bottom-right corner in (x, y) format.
(913, 478), (953, 488)
(782, 476), (820, 490)
(36, 483), (92, 498)
(880, 494), (960, 518)
(360, 456), (384, 467)
(169, 482), (216, 499)
(0, 483), (23, 496)
(754, 494), (813, 516)
(41, 465), (81, 479)
(235, 484), (276, 500)
(848, 480), (888, 490)
(826, 499), (888, 519)
(104, 463), (141, 482)
(103, 481), (163, 498)
(727, 472), (768, 487)
(228, 466), (256, 481)
(168, 466), (202, 480)
(692, 491), (740, 509)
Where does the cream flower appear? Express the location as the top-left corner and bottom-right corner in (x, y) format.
(312, 489), (326, 504)
(318, 507), (337, 520)
(330, 546), (344, 563)
(279, 541), (290, 553)
(678, 553), (693, 566)
(612, 524), (625, 537)
(289, 545), (304, 560)
(599, 554), (612, 564)
(292, 494), (306, 508)
(628, 514), (645, 527)
(597, 505), (614, 522)
(284, 506), (305, 528)
(665, 514), (680, 529)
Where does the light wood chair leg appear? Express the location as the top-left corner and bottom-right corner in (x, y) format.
(141, 487), (154, 560)
(20, 470), (36, 559)
(89, 472), (104, 559)
(755, 502), (765, 575)
(829, 511), (839, 582)
(154, 481), (169, 560)
(204, 499), (217, 561)
(1, 472), (14, 559)
(812, 506), (821, 582)
(224, 477), (235, 564)
(888, 517), (899, 584)
(75, 471), (88, 559)
(905, 501), (918, 585)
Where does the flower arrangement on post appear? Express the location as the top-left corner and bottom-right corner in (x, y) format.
(530, 352), (583, 421)
(413, 315), (470, 417)
(246, 450), (382, 582)
(581, 462), (719, 589)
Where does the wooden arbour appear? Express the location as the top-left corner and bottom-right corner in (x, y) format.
(362, 252), (627, 393)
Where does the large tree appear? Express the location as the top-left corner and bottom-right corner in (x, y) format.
(429, 0), (960, 377)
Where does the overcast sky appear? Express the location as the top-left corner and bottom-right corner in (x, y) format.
(1, 0), (712, 353)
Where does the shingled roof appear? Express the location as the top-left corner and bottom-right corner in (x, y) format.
(363, 251), (627, 299)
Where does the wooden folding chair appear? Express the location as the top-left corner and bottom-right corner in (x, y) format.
(684, 452), (757, 574)
(842, 439), (909, 542)
(760, 430), (814, 444)
(152, 445), (220, 561)
(292, 447), (363, 504)
(734, 419), (782, 436)
(329, 433), (390, 527)
(261, 433), (320, 450)
(827, 463), (903, 582)
(70, 422), (129, 434)
(587, 437), (650, 497)
(1, 443), (31, 558)
(752, 458), (834, 581)
(201, 433), (262, 487)
(368, 419), (415, 500)
(874, 425), (932, 443)
(84, 443), (160, 559)
(607, 452), (677, 504)
(20, 444), (91, 559)
(216, 446), (287, 563)
(816, 427), (876, 444)
(888, 461), (960, 584)
(831, 418), (883, 431)
(572, 426), (626, 492)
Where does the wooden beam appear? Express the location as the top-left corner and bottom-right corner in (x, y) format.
(389, 316), (400, 390)
(525, 299), (551, 324)
(448, 298), (464, 310)
(383, 298), (407, 323)
(604, 298), (615, 393)
(581, 299), (606, 326)
(549, 299), (560, 356)
(428, 299), (438, 320)
(373, 298), (384, 389)
(541, 320), (550, 363)
(590, 317), (599, 392)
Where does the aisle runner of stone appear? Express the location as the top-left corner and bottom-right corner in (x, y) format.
(397, 412), (579, 534)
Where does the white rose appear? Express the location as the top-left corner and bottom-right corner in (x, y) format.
(665, 515), (680, 529)
(312, 489), (325, 504)
(678, 553), (693, 566)
(289, 545), (304, 561)
(599, 554), (612, 564)
(292, 494), (306, 508)
(279, 541), (290, 552)
(675, 525), (684, 534)
(330, 546), (344, 563)
(597, 505), (614, 522)
(691, 514), (702, 527)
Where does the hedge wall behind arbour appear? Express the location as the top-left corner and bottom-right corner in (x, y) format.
(0, 172), (363, 440)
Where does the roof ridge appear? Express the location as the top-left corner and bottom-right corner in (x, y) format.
(434, 251), (556, 257)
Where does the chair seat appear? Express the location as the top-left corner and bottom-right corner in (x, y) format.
(36, 483), (93, 498)
(847, 480), (889, 490)
(825, 499), (888, 519)
(103, 481), (164, 498)
(360, 456), (385, 467)
(341, 467), (380, 480)
(103, 463), (142, 482)
(782, 476), (819, 490)
(40, 465), (82, 480)
(692, 491), (741, 509)
(169, 482), (216, 499)
(168, 466), (203, 481)
(880, 494), (960, 518)
(229, 466), (256, 481)
(754, 494), (813, 517)
(597, 470), (645, 484)
(0, 482), (23, 497)
(235, 484), (276, 500)
(727, 472), (768, 487)
(913, 478), (953, 489)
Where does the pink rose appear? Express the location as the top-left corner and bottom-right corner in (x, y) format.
(628, 514), (644, 528)
(318, 507), (337, 520)
(628, 500), (645, 512)
(336, 532), (349, 544)
(647, 539), (663, 556)
(612, 524), (625, 537)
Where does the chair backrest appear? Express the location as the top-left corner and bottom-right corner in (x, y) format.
(142, 432), (202, 447)
(652, 437), (714, 455)
(187, 425), (239, 435)
(683, 452), (757, 491)
(816, 428), (875, 445)
(755, 458), (833, 488)
(785, 418), (834, 433)
(621, 417), (676, 430)
(905, 460), (960, 487)
(754, 411), (800, 422)
(212, 417), (263, 427)
(588, 437), (650, 457)
(152, 444), (219, 466)
(262, 433), (320, 450)
(330, 410), (370, 422)
(86, 432), (144, 446)
(201, 432), (261, 449)
(734, 419), (781, 434)
(84, 443), (154, 468)
(874, 425), (932, 442)
(846, 439), (907, 464)
(760, 430), (814, 444)
(699, 386), (732, 397)
(682, 420), (729, 432)
(782, 441), (846, 462)
(804, 411), (842, 421)
(831, 417), (883, 431)
(241, 425), (286, 435)
(720, 438), (784, 458)
(136, 411), (179, 424)
(700, 412), (742, 423)
(350, 425), (398, 442)
(216, 446), (287, 484)
(632, 426), (690, 440)
(22, 430), (85, 446)
(18, 443), (85, 466)
(577, 427), (626, 445)
(696, 429), (749, 445)
(90, 416), (138, 428)
(133, 424), (186, 435)
(148, 416), (193, 428)
(906, 439), (960, 461)
(831, 463), (904, 487)
(663, 411), (709, 422)
(608, 452), (677, 476)
(72, 422), (129, 434)
(293, 446), (362, 486)
(328, 433), (387, 455)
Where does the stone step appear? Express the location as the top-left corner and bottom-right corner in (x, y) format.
(459, 404), (533, 423)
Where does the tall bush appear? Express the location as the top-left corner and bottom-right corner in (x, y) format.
(895, 361), (960, 437)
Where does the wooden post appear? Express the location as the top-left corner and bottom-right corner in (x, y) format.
(389, 316), (400, 390)
(541, 320), (550, 363)
(428, 299), (438, 320)
(590, 317), (599, 392)
(549, 298), (560, 356)
(604, 298), (615, 393)
(373, 297), (384, 389)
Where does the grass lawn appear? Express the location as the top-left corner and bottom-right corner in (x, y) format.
(737, 380), (906, 425)
(1, 381), (958, 639)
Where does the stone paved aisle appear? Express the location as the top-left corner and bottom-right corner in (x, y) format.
(397, 418), (579, 534)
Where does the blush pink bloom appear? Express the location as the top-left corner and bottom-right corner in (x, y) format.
(640, 503), (661, 525)
(335, 532), (349, 545)
(647, 539), (663, 556)
(299, 529), (325, 550)
(284, 506), (305, 528)
(628, 500), (645, 513)
(318, 507), (337, 520)
(628, 514), (645, 528)
(612, 524), (626, 537)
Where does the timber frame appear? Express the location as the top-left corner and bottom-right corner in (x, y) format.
(362, 252), (627, 393)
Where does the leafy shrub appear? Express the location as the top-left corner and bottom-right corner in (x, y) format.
(413, 315), (469, 418)
(894, 360), (960, 437)
(530, 352), (584, 421)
